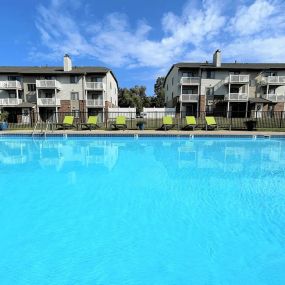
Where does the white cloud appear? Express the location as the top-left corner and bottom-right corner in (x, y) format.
(33, 0), (285, 76)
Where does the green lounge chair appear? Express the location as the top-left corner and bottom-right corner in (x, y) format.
(80, 116), (100, 130)
(111, 116), (127, 130)
(56, 115), (75, 130)
(183, 116), (197, 130)
(205, 116), (217, 130)
(161, 116), (175, 131)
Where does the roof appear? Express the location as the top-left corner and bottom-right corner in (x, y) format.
(164, 62), (285, 86)
(0, 66), (119, 87)
(175, 62), (285, 70)
(0, 66), (110, 74)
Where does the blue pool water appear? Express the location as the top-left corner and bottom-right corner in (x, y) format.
(0, 136), (285, 285)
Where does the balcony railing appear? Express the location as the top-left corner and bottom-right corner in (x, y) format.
(86, 99), (104, 107)
(226, 75), (250, 84)
(261, 76), (285, 85)
(37, 98), (61, 106)
(262, 94), (285, 102)
(0, 98), (23, 105)
(36, 80), (61, 89)
(180, 94), (199, 102)
(225, 93), (248, 101)
(180, 77), (200, 85)
(0, 81), (22, 89)
(85, 82), (104, 90)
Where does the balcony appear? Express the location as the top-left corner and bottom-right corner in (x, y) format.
(0, 98), (23, 106)
(262, 94), (285, 102)
(36, 80), (61, 89)
(86, 99), (104, 107)
(225, 75), (250, 84)
(260, 76), (285, 85)
(37, 98), (61, 106)
(85, 82), (105, 90)
(180, 77), (200, 85)
(0, 81), (22, 89)
(225, 93), (248, 101)
(180, 94), (199, 102)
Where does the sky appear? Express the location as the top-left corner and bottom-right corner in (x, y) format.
(0, 0), (285, 95)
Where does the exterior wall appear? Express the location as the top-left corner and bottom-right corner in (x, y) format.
(164, 66), (179, 107)
(105, 71), (118, 107)
(0, 71), (117, 113)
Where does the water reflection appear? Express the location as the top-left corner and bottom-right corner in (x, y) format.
(0, 138), (285, 178)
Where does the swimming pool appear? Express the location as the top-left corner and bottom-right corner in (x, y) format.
(0, 136), (284, 285)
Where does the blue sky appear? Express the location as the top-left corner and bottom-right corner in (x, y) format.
(1, 0), (285, 95)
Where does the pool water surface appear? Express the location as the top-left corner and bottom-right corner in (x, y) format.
(0, 137), (284, 285)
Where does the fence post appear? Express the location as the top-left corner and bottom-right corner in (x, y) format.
(280, 111), (283, 128)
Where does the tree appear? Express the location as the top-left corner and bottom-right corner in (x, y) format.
(152, 77), (165, 107)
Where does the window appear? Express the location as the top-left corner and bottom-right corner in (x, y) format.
(8, 92), (16, 98)
(171, 92), (174, 99)
(206, 71), (215, 79)
(8, 75), (21, 81)
(44, 76), (52, 80)
(182, 72), (194, 77)
(70, 75), (78, 84)
(45, 92), (53, 98)
(172, 77), (174, 85)
(72, 110), (80, 118)
(71, 92), (79, 100)
(206, 87), (214, 96)
(27, 84), (36, 92)
(90, 77), (103, 82)
(167, 84), (168, 91)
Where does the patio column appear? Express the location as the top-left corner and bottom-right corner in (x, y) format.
(180, 84), (182, 118)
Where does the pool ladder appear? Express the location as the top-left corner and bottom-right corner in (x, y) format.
(32, 120), (51, 138)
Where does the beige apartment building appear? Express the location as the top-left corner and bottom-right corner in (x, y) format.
(164, 50), (285, 117)
(0, 55), (118, 122)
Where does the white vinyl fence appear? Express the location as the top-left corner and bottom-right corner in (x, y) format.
(142, 107), (176, 119)
(108, 107), (136, 119)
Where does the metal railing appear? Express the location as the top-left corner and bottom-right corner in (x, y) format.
(0, 98), (23, 105)
(36, 80), (61, 89)
(180, 77), (200, 85)
(37, 98), (61, 106)
(180, 94), (199, 102)
(226, 75), (250, 83)
(85, 82), (105, 90)
(225, 93), (248, 101)
(0, 80), (22, 89)
(261, 94), (285, 102)
(86, 99), (104, 107)
(2, 110), (285, 130)
(261, 76), (285, 84)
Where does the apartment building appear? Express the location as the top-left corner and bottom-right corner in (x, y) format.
(0, 55), (118, 122)
(164, 50), (285, 117)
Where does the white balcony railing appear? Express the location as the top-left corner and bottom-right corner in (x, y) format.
(226, 75), (250, 83)
(225, 93), (248, 101)
(0, 98), (23, 106)
(180, 77), (200, 85)
(261, 76), (285, 85)
(37, 98), (61, 106)
(86, 99), (104, 107)
(36, 80), (61, 89)
(85, 82), (105, 90)
(180, 94), (199, 102)
(262, 94), (285, 102)
(0, 81), (22, 89)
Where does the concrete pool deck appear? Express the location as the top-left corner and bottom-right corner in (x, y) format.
(1, 129), (285, 137)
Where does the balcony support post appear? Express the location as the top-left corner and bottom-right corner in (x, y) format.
(266, 84), (269, 100)
(180, 85), (182, 118)
(227, 101), (230, 118)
